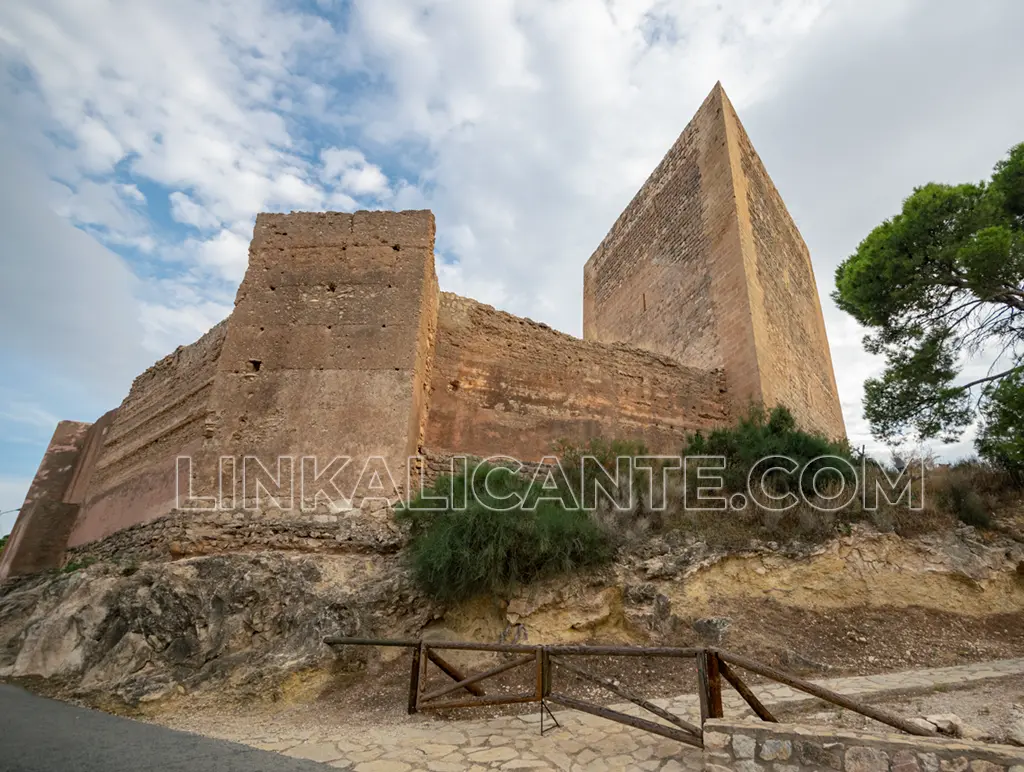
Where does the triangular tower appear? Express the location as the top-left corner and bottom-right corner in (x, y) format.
(583, 83), (845, 439)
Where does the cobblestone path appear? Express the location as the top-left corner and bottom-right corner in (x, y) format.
(195, 658), (1024, 772)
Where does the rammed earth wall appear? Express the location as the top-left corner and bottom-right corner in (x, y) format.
(2, 83), (848, 579)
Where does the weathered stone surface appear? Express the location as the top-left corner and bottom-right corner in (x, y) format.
(583, 84), (844, 439)
(1007, 704), (1024, 747)
(703, 731), (731, 751)
(692, 617), (731, 646)
(425, 292), (728, 461)
(893, 750), (923, 772)
(845, 746), (890, 772)
(0, 550), (434, 709)
(798, 740), (843, 769)
(939, 758), (970, 772)
(928, 714), (964, 736)
(0, 420), (97, 581)
(759, 738), (792, 761)
(732, 734), (756, 759)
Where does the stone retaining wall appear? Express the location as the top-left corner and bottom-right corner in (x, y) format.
(64, 506), (403, 567)
(703, 720), (1024, 772)
(62, 454), (553, 569)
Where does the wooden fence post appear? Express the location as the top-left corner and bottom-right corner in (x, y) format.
(407, 644), (421, 714)
(697, 649), (724, 724)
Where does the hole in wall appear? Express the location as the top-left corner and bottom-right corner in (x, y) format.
(269, 285), (276, 291)
(392, 244), (401, 251)
(249, 359), (262, 372)
(327, 282), (336, 292)
(642, 293), (646, 312)
(448, 380), (460, 392)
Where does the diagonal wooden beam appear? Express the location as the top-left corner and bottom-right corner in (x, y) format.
(419, 654), (535, 704)
(546, 694), (703, 749)
(427, 649), (486, 696)
(550, 656), (701, 737)
(718, 659), (776, 722)
(714, 648), (936, 737)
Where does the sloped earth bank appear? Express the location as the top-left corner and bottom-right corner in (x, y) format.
(0, 515), (1022, 720)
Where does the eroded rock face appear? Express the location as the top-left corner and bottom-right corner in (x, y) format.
(0, 552), (436, 710)
(0, 521), (1021, 712)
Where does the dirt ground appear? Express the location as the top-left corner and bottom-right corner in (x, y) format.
(160, 601), (1023, 733)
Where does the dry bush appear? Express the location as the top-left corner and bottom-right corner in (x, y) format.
(927, 458), (1021, 529)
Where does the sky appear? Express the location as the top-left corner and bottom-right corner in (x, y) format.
(1, 0), (1023, 535)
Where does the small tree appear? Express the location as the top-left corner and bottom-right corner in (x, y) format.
(975, 369), (1024, 478)
(833, 143), (1024, 451)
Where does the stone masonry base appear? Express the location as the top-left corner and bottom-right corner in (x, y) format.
(703, 719), (1024, 772)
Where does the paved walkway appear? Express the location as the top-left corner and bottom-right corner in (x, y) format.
(211, 659), (1024, 772)
(0, 685), (338, 772)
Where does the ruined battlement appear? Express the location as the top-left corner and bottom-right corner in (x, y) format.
(0, 84), (845, 580)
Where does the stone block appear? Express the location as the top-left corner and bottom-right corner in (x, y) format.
(892, 750), (922, 772)
(798, 740), (843, 770)
(846, 746), (890, 772)
(759, 739), (792, 761)
(703, 731), (731, 751)
(732, 734), (756, 759)
(940, 759), (970, 772)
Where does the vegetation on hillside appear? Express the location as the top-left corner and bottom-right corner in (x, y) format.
(832, 142), (1024, 474)
(395, 463), (613, 602)
(396, 408), (1018, 602)
(681, 404), (855, 497)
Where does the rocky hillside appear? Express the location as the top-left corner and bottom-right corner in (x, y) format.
(1, 512), (1022, 716)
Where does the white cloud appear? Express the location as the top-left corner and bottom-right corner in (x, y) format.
(321, 147), (390, 197)
(1, 0), (1020, 470)
(52, 178), (152, 248)
(0, 402), (60, 432)
(74, 116), (124, 171)
(169, 191), (221, 230)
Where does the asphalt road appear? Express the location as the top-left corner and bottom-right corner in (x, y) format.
(0, 684), (336, 772)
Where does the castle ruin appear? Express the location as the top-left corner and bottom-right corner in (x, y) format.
(0, 84), (845, 581)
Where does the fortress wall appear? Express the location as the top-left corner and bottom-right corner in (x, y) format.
(66, 322), (229, 547)
(732, 111), (846, 439)
(0, 422), (93, 580)
(584, 84), (845, 438)
(582, 90), (721, 371)
(201, 211), (438, 502)
(425, 292), (729, 460)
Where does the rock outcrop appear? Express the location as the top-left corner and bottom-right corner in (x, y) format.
(0, 550), (434, 711)
(1, 518), (1021, 714)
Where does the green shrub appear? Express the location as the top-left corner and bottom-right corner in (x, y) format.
(681, 405), (856, 498)
(396, 463), (613, 602)
(60, 557), (97, 574)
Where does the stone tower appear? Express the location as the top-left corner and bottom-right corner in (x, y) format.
(583, 83), (845, 439)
